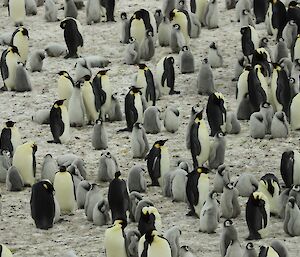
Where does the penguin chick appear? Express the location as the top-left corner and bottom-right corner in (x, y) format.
(249, 112), (266, 139)
(29, 50), (46, 72)
(85, 183), (103, 221)
(164, 106), (180, 133)
(15, 62), (32, 92)
(274, 38), (289, 63)
(97, 151), (118, 182)
(213, 165), (230, 193)
(171, 168), (188, 202)
(127, 165), (147, 193)
(208, 132), (226, 170)
(162, 170), (177, 197)
(259, 102), (274, 135)
(179, 46), (194, 74)
(41, 154), (58, 184)
(124, 37), (140, 65)
(92, 119), (108, 150)
(6, 166), (24, 191)
(284, 196), (300, 236)
(234, 173), (258, 197)
(220, 219), (238, 257)
(164, 226), (181, 257)
(107, 93), (122, 122)
(129, 191), (143, 222)
(271, 111), (289, 139)
(140, 30), (155, 61)
(93, 199), (110, 226)
(225, 111), (241, 134)
(224, 239), (243, 257)
(76, 180), (91, 209)
(243, 242), (257, 257)
(170, 24), (186, 53)
(126, 229), (141, 257)
(0, 151), (11, 183)
(197, 58), (215, 95)
(32, 109), (50, 125)
(220, 183), (241, 219)
(143, 106), (161, 134)
(45, 43), (67, 57)
(179, 246), (196, 257)
(208, 42), (223, 68)
(131, 122), (149, 159)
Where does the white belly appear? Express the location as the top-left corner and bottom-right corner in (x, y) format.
(158, 147), (170, 186)
(58, 77), (73, 107)
(291, 93), (300, 130)
(9, 0), (25, 24)
(13, 151), (34, 186)
(295, 39), (300, 61)
(135, 95), (144, 123)
(104, 229), (127, 257)
(196, 0), (208, 22)
(131, 20), (145, 46)
(136, 71), (147, 96)
(293, 151), (300, 184)
(270, 71), (281, 111)
(195, 176), (209, 216)
(13, 34), (29, 63)
(82, 83), (98, 122)
(5, 52), (19, 90)
(59, 107), (70, 143)
(196, 124), (210, 165)
(237, 71), (249, 105)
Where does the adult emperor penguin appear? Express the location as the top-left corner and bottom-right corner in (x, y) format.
(0, 244), (13, 257)
(145, 139), (170, 186)
(253, 0), (268, 24)
(53, 166), (77, 215)
(60, 17), (83, 59)
(240, 25), (259, 62)
(189, 110), (210, 168)
(92, 69), (112, 120)
(156, 56), (180, 95)
(138, 206), (162, 235)
(179, 46), (194, 73)
(0, 46), (20, 91)
(290, 93), (300, 130)
(30, 180), (58, 229)
(131, 122), (149, 158)
(9, 0), (26, 26)
(138, 230), (172, 257)
(280, 150), (300, 188)
(284, 196), (300, 236)
(48, 99), (70, 144)
(0, 120), (22, 157)
(220, 219), (238, 257)
(170, 9), (191, 44)
(104, 219), (128, 257)
(11, 27), (29, 64)
(108, 171), (129, 222)
(120, 86), (143, 132)
(206, 92), (226, 136)
(12, 141), (37, 186)
(186, 167), (210, 217)
(246, 191), (270, 239)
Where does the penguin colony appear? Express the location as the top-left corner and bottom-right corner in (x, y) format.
(1, 0), (300, 256)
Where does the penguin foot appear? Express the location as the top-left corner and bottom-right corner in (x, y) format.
(148, 182), (160, 187)
(64, 53), (79, 59)
(47, 140), (61, 144)
(186, 210), (197, 217)
(117, 127), (130, 133)
(169, 90), (180, 95)
(0, 86), (7, 91)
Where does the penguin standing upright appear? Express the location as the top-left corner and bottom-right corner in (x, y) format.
(291, 93), (300, 130)
(49, 99), (70, 144)
(92, 119), (108, 150)
(9, 0), (26, 26)
(204, 0), (219, 29)
(206, 92), (226, 136)
(140, 30), (155, 61)
(136, 64), (156, 106)
(220, 219), (238, 257)
(0, 121), (22, 157)
(57, 72), (74, 107)
(145, 139), (170, 186)
(158, 17), (172, 47)
(92, 69), (112, 120)
(208, 42), (223, 68)
(283, 196), (300, 236)
(253, 0), (268, 24)
(186, 167), (210, 217)
(208, 132), (226, 170)
(179, 46), (194, 73)
(60, 18), (83, 59)
(103, 0), (115, 21)
(108, 171), (129, 222)
(170, 24), (186, 53)
(124, 37), (140, 65)
(53, 166), (77, 214)
(154, 9), (163, 30)
(197, 58), (215, 95)
(190, 110), (210, 168)
(131, 122), (149, 158)
(86, 0), (101, 25)
(120, 12), (130, 43)
(169, 9), (191, 44)
(11, 27), (29, 64)
(240, 26), (259, 62)
(12, 141), (37, 186)
(0, 46), (21, 91)
(280, 150), (300, 188)
(68, 80), (85, 127)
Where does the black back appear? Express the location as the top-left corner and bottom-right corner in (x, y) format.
(253, 0), (269, 23)
(276, 68), (291, 119)
(145, 69), (156, 106)
(162, 57), (175, 93)
(105, 0), (115, 21)
(50, 104), (64, 143)
(241, 27), (255, 57)
(280, 150), (294, 188)
(272, 0), (287, 39)
(0, 49), (9, 82)
(186, 169), (201, 214)
(145, 145), (161, 186)
(92, 74), (107, 112)
(0, 127), (12, 155)
(190, 0), (196, 13)
(125, 90), (139, 131)
(287, 4), (300, 33)
(138, 212), (156, 236)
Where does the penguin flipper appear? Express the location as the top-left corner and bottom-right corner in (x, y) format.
(50, 108), (64, 143)
(145, 69), (156, 105)
(0, 50), (9, 81)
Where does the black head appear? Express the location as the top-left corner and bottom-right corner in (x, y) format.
(83, 74), (91, 81)
(217, 131), (225, 138)
(195, 110), (204, 120)
(209, 42), (217, 49)
(53, 99), (66, 107)
(133, 10), (143, 20)
(155, 9), (162, 15)
(224, 219), (233, 227)
(182, 45), (189, 51)
(202, 58), (208, 64)
(169, 10), (176, 20)
(115, 171), (121, 178)
(242, 9), (249, 15)
(146, 30), (153, 37)
(58, 70), (68, 76)
(240, 26), (249, 35)
(59, 166), (67, 172)
(6, 120), (15, 128)
(21, 27), (29, 37)
(120, 12), (127, 20)
(130, 86), (142, 94)
(153, 139), (168, 148)
(289, 1), (298, 7)
(134, 122), (142, 129)
(129, 37), (135, 43)
(288, 197), (296, 208)
(246, 242), (254, 250)
(173, 23), (180, 30)
(98, 69), (109, 76)
(41, 180), (54, 193)
(74, 80), (82, 88)
(10, 45), (19, 54)
(261, 102), (271, 108)
(138, 63), (147, 69)
(179, 0), (185, 5)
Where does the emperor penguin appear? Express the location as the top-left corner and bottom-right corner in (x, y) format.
(249, 112), (266, 139)
(44, 0), (59, 22)
(204, 0), (219, 29)
(179, 246), (196, 257)
(45, 43), (67, 57)
(29, 50), (45, 72)
(129, 192), (144, 221)
(225, 111), (241, 134)
(12, 141), (37, 186)
(186, 103), (201, 149)
(246, 191), (270, 239)
(220, 219), (238, 257)
(162, 0), (175, 17)
(164, 106), (180, 133)
(280, 150), (300, 188)
(270, 240), (289, 257)
(208, 132), (226, 170)
(232, 55), (247, 81)
(41, 154), (58, 184)
(253, 0), (268, 24)
(179, 46), (194, 74)
(154, 9), (163, 30)
(169, 9), (191, 43)
(145, 139), (170, 186)
(259, 102), (274, 134)
(131, 122), (149, 159)
(0, 244), (13, 257)
(197, 58), (215, 95)
(84, 183), (103, 221)
(186, 167), (210, 217)
(0, 120), (22, 157)
(97, 151), (118, 182)
(64, 0), (78, 19)
(290, 93), (300, 130)
(138, 230), (172, 257)
(0, 46), (21, 91)
(135, 64), (156, 106)
(258, 245), (281, 257)
(9, 0), (26, 26)
(11, 27), (29, 64)
(75, 58), (91, 81)
(54, 166), (77, 214)
(60, 18), (83, 59)
(283, 196), (300, 236)
(189, 110), (210, 168)
(6, 166), (24, 191)
(15, 62), (32, 92)
(120, 12), (130, 43)
(140, 30), (155, 61)
(213, 165), (230, 193)
(172, 168), (188, 202)
(170, 24), (186, 53)
(158, 17), (172, 47)
(206, 92), (226, 136)
(49, 99), (70, 144)
(143, 106), (161, 134)
(236, 65), (251, 116)
(128, 164), (146, 193)
(68, 80), (85, 127)
(108, 93), (122, 121)
(271, 111), (289, 138)
(220, 183), (241, 219)
(124, 37), (140, 65)
(234, 173), (258, 197)
(108, 171), (129, 222)
(282, 20), (298, 49)
(126, 229), (141, 257)
(274, 38), (289, 63)
(86, 0), (101, 25)
(208, 42), (223, 68)
(30, 180), (59, 230)
(243, 242), (257, 257)
(164, 226), (181, 257)
(57, 71), (74, 107)
(157, 56), (180, 95)
(104, 219), (128, 257)
(240, 26), (259, 62)
(92, 119), (108, 150)
(76, 180), (91, 209)
(0, 151), (11, 183)
(93, 199), (110, 226)
(199, 191), (220, 233)
(138, 206), (162, 235)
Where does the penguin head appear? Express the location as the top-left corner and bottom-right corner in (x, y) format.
(289, 77), (296, 85)
(242, 9), (249, 15)
(134, 122), (142, 129)
(252, 192), (267, 206)
(181, 46), (189, 51)
(54, 99), (66, 108)
(20, 27), (29, 38)
(216, 132), (225, 138)
(59, 166), (67, 172)
(120, 12), (127, 20)
(217, 165), (226, 175)
(115, 170), (121, 179)
(288, 197), (296, 208)
(261, 102), (271, 109)
(246, 242), (254, 250)
(95, 118), (103, 125)
(169, 9), (177, 20)
(155, 9), (162, 16)
(5, 120), (15, 128)
(129, 37), (136, 43)
(74, 80), (82, 89)
(130, 86), (142, 95)
(224, 219), (233, 227)
(41, 180), (54, 193)
(179, 0), (185, 6)
(138, 63), (147, 70)
(83, 74), (91, 81)
(29, 142), (37, 153)
(209, 42), (217, 50)
(146, 30), (153, 37)
(114, 219), (127, 229)
(194, 110), (204, 123)
(225, 182), (234, 190)
(196, 167), (209, 174)
(154, 139), (168, 148)
(275, 111), (285, 122)
(202, 58), (208, 64)
(173, 23), (181, 30)
(272, 62), (281, 71)
(167, 56), (174, 64)
(98, 69), (109, 76)
(57, 70), (68, 77)
(133, 10), (143, 20)
(112, 92), (118, 100)
(292, 184), (300, 192)
(260, 37), (269, 47)
(289, 20), (296, 26)
(180, 246), (190, 252)
(244, 64), (252, 71)
(209, 191), (218, 199)
(9, 45), (20, 55)
(240, 26), (249, 35)
(89, 183), (98, 191)
(289, 1), (298, 7)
